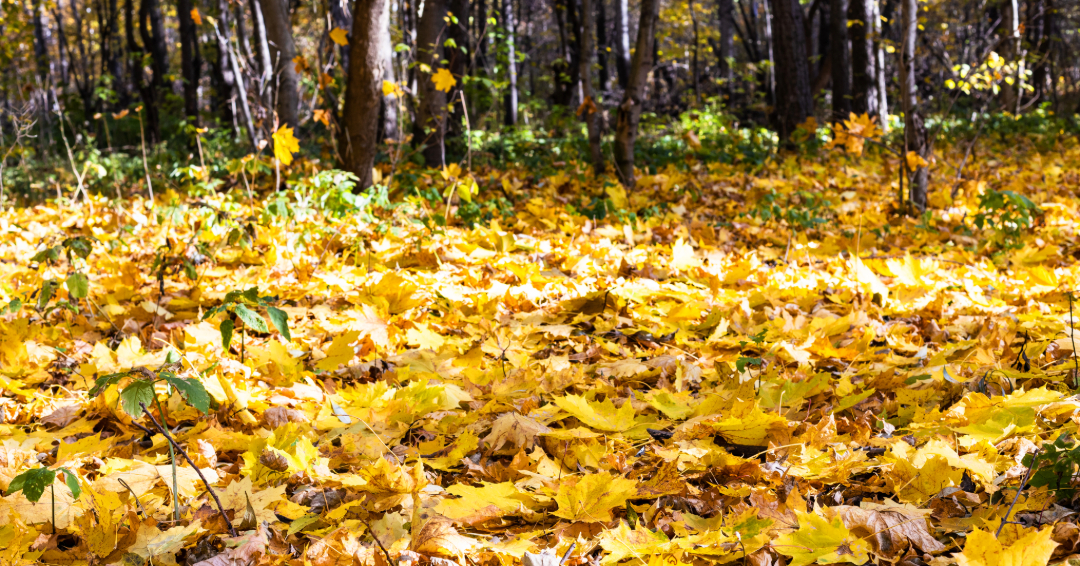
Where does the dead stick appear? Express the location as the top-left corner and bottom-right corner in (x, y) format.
(140, 402), (238, 536)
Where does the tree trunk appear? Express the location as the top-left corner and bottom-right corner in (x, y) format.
(579, 0), (603, 173)
(596, 0), (609, 92)
(214, 22), (257, 147)
(849, 0), (876, 116)
(769, 0), (813, 141)
(613, 0), (630, 89)
(999, 0), (1022, 113)
(379, 6), (399, 143)
(341, 0), (391, 187)
(259, 0), (300, 127)
(414, 0), (448, 166)
(716, 0), (734, 97)
(249, 0), (273, 107)
(30, 0), (52, 148)
(137, 0), (165, 141)
(829, 0), (850, 120)
(328, 0), (351, 71)
(176, 0), (201, 125)
(446, 0), (469, 144)
(211, 0), (236, 132)
(873, 0), (888, 127)
(689, 0), (701, 105)
(612, 0), (659, 186)
(503, 0), (520, 125)
(900, 0), (927, 211)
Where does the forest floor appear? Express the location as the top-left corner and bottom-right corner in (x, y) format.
(1, 136), (1080, 566)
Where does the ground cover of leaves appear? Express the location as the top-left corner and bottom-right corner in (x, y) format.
(2, 138), (1080, 566)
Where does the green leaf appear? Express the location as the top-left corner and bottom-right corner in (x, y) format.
(5, 298), (22, 314)
(8, 468), (56, 502)
(220, 318), (235, 351)
(57, 467), (81, 500)
(234, 304), (269, 333)
(266, 306), (292, 341)
(165, 349), (181, 364)
(120, 380), (156, 417)
(163, 375), (210, 414)
(37, 279), (59, 310)
(66, 272), (89, 299)
(240, 287), (261, 304)
(89, 371), (129, 397)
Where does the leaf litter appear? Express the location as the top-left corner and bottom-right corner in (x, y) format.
(1, 142), (1080, 565)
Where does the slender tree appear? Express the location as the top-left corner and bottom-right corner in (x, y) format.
(414, 0), (449, 166)
(613, 0), (630, 89)
(612, 0), (659, 186)
(341, 0), (392, 187)
(579, 0), (602, 173)
(716, 0), (735, 98)
(829, 0), (850, 119)
(770, 0), (813, 140)
(259, 0), (300, 127)
(873, 0), (888, 126)
(503, 0), (519, 125)
(849, 0), (877, 116)
(900, 0), (927, 210)
(177, 0), (202, 124)
(249, 0), (273, 108)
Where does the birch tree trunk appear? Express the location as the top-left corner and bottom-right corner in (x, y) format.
(900, 0), (927, 210)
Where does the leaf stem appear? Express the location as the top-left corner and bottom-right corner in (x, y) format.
(155, 393), (180, 521)
(996, 449), (1039, 538)
(139, 402), (238, 536)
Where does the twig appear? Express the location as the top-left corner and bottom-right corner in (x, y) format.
(357, 514), (395, 565)
(116, 478), (149, 516)
(1070, 292), (1079, 389)
(139, 402), (238, 537)
(995, 449), (1039, 538)
(559, 542), (576, 566)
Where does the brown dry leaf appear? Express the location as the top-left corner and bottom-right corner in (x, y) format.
(832, 505), (946, 558)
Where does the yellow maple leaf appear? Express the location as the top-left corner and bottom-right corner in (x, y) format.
(432, 68), (457, 92)
(774, 509), (871, 566)
(190, 7), (202, 25)
(551, 472), (637, 522)
(329, 27), (348, 46)
(272, 125), (299, 165)
(382, 80), (403, 98)
(553, 394), (637, 432)
(954, 527), (1056, 566)
(905, 151), (928, 171)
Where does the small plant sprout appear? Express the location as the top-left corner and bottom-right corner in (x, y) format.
(7, 465), (81, 533)
(202, 286), (292, 362)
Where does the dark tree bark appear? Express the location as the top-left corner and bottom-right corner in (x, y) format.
(612, 0), (659, 186)
(328, 0), (351, 71)
(126, 0), (160, 142)
(579, 0), (602, 173)
(595, 0), (609, 92)
(769, 0), (813, 140)
(829, 0), (850, 119)
(414, 0), (449, 166)
(551, 0), (577, 107)
(689, 0), (701, 104)
(446, 0), (469, 142)
(259, 0), (300, 127)
(849, 0), (876, 116)
(341, 0), (392, 187)
(176, 0), (202, 125)
(135, 0), (164, 141)
(503, 0), (519, 125)
(212, 0), (242, 135)
(613, 0), (630, 88)
(30, 0), (53, 148)
(900, 0), (927, 210)
(716, 0), (734, 97)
